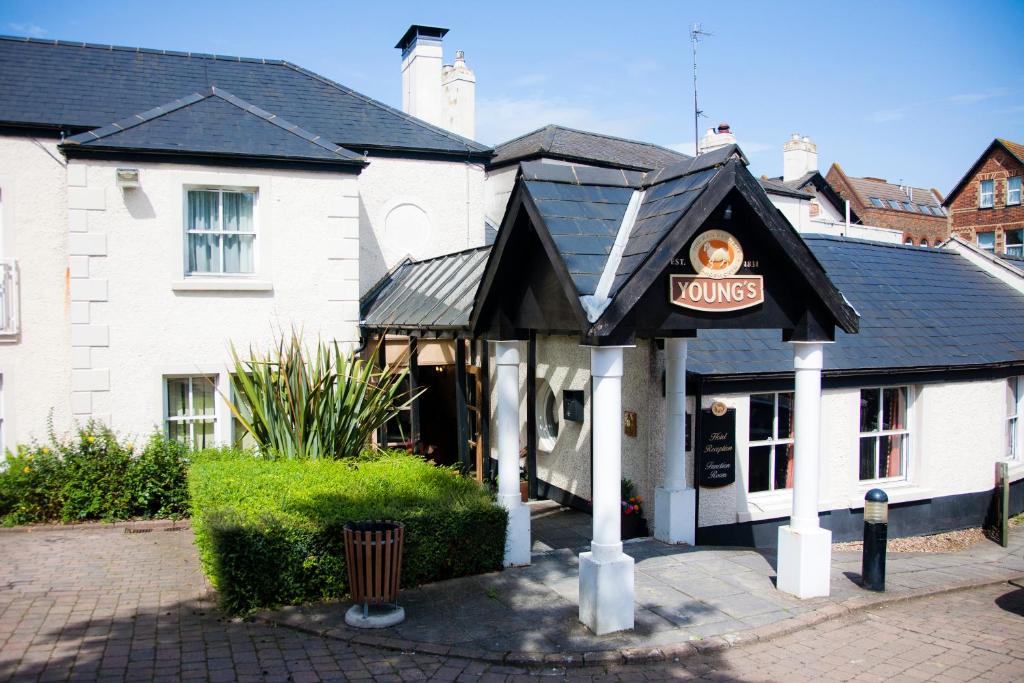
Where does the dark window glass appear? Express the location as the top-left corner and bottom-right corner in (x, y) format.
(860, 389), (880, 432)
(882, 387), (906, 430)
(748, 445), (771, 493)
(859, 436), (877, 480)
(777, 393), (794, 439)
(749, 393), (775, 441)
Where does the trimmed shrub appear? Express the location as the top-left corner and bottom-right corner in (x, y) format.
(189, 450), (507, 615)
(0, 423), (190, 525)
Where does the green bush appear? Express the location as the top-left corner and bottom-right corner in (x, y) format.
(0, 423), (190, 525)
(189, 450), (507, 615)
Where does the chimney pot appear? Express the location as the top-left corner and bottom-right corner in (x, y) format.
(783, 133), (818, 182)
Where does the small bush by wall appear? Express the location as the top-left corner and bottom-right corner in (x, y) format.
(188, 450), (507, 615)
(0, 422), (190, 525)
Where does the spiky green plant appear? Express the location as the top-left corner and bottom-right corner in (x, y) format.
(226, 334), (418, 460)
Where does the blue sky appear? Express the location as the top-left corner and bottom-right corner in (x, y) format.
(3, 1), (1022, 192)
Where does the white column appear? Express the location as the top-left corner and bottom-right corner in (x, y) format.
(654, 338), (696, 545)
(494, 341), (530, 567)
(579, 345), (634, 635)
(777, 341), (832, 598)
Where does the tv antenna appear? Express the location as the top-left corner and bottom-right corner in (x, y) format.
(690, 23), (712, 156)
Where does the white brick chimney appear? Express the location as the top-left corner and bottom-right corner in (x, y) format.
(783, 133), (818, 182)
(442, 50), (476, 139)
(698, 122), (737, 154)
(396, 25), (476, 139)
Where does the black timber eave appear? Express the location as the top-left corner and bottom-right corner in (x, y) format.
(696, 360), (1024, 395)
(808, 172), (861, 224)
(469, 183), (591, 338)
(355, 145), (493, 164)
(59, 146), (367, 172)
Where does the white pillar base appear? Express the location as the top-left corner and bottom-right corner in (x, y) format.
(776, 525), (832, 598)
(502, 502), (531, 567)
(653, 486), (696, 545)
(578, 549), (635, 635)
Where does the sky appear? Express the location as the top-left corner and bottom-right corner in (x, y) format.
(2, 0), (1022, 193)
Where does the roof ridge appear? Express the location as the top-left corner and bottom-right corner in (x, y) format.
(280, 61), (491, 154)
(544, 124), (691, 157)
(804, 233), (959, 253)
(0, 34), (284, 64)
(395, 244), (492, 268)
(492, 124), (554, 149)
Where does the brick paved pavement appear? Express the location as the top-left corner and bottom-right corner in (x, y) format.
(1, 525), (1022, 681)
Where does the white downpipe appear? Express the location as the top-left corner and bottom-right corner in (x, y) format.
(590, 346), (624, 560)
(663, 338), (688, 491)
(495, 340), (521, 509)
(791, 342), (824, 533)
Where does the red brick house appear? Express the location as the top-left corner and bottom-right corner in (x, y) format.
(944, 138), (1024, 256)
(825, 163), (948, 246)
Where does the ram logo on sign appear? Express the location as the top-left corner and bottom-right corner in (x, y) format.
(669, 230), (765, 312)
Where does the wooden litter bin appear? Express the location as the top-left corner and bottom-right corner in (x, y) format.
(343, 520), (406, 627)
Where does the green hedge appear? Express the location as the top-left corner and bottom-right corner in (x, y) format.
(188, 451), (507, 615)
(0, 423), (189, 525)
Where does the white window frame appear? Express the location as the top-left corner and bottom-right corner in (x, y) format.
(535, 379), (560, 453)
(978, 231), (996, 252)
(980, 179), (995, 208)
(747, 391), (795, 494)
(164, 375), (219, 448)
(1005, 229), (1023, 256)
(858, 386), (911, 484)
(1008, 377), (1022, 461)
(1008, 176), (1021, 207)
(183, 187), (258, 277)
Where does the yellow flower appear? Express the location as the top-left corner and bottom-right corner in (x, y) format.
(87, 436), (96, 444)
(125, 443), (134, 451)
(41, 447), (49, 455)
(22, 466), (30, 474)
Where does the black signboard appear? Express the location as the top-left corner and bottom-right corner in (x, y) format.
(697, 407), (736, 487)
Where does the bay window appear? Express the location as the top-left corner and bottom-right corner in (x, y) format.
(166, 376), (217, 449)
(186, 188), (256, 275)
(859, 387), (909, 481)
(748, 392), (794, 493)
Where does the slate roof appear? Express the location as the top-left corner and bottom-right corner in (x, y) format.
(360, 234), (1024, 376)
(757, 175), (814, 199)
(688, 235), (1024, 376)
(0, 35), (490, 158)
(360, 247), (490, 331)
(520, 145), (742, 299)
(491, 125), (689, 171)
(62, 88), (363, 165)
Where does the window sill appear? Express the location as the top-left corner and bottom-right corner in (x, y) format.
(848, 482), (933, 508)
(1006, 460), (1024, 483)
(172, 279), (273, 292)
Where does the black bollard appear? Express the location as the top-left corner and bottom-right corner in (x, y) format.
(861, 488), (889, 591)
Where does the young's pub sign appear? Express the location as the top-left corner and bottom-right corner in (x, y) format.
(669, 230), (764, 312)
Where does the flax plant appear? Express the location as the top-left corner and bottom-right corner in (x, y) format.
(226, 334), (418, 460)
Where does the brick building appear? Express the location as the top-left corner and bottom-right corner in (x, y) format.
(825, 163), (947, 246)
(944, 138), (1024, 256)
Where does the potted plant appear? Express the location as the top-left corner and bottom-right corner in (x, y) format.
(520, 466), (529, 502)
(620, 478), (649, 540)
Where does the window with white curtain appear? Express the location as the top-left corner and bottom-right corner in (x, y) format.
(1008, 177), (1021, 206)
(980, 179), (995, 208)
(978, 231), (996, 252)
(748, 392), (794, 493)
(185, 188), (256, 275)
(1008, 377), (1021, 460)
(1005, 230), (1023, 257)
(165, 376), (217, 449)
(859, 387), (910, 481)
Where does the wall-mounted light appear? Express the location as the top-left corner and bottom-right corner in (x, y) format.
(723, 204), (733, 220)
(116, 168), (140, 189)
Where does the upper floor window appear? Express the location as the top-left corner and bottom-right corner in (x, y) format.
(887, 199), (901, 210)
(978, 231), (996, 252)
(916, 204), (931, 214)
(1006, 229), (1023, 256)
(869, 197), (884, 208)
(904, 237), (914, 246)
(1008, 177), (1022, 206)
(980, 179), (995, 208)
(902, 202), (915, 212)
(859, 387), (909, 482)
(1008, 377), (1021, 460)
(748, 392), (794, 493)
(932, 206), (945, 216)
(186, 189), (256, 275)
(920, 238), (929, 247)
